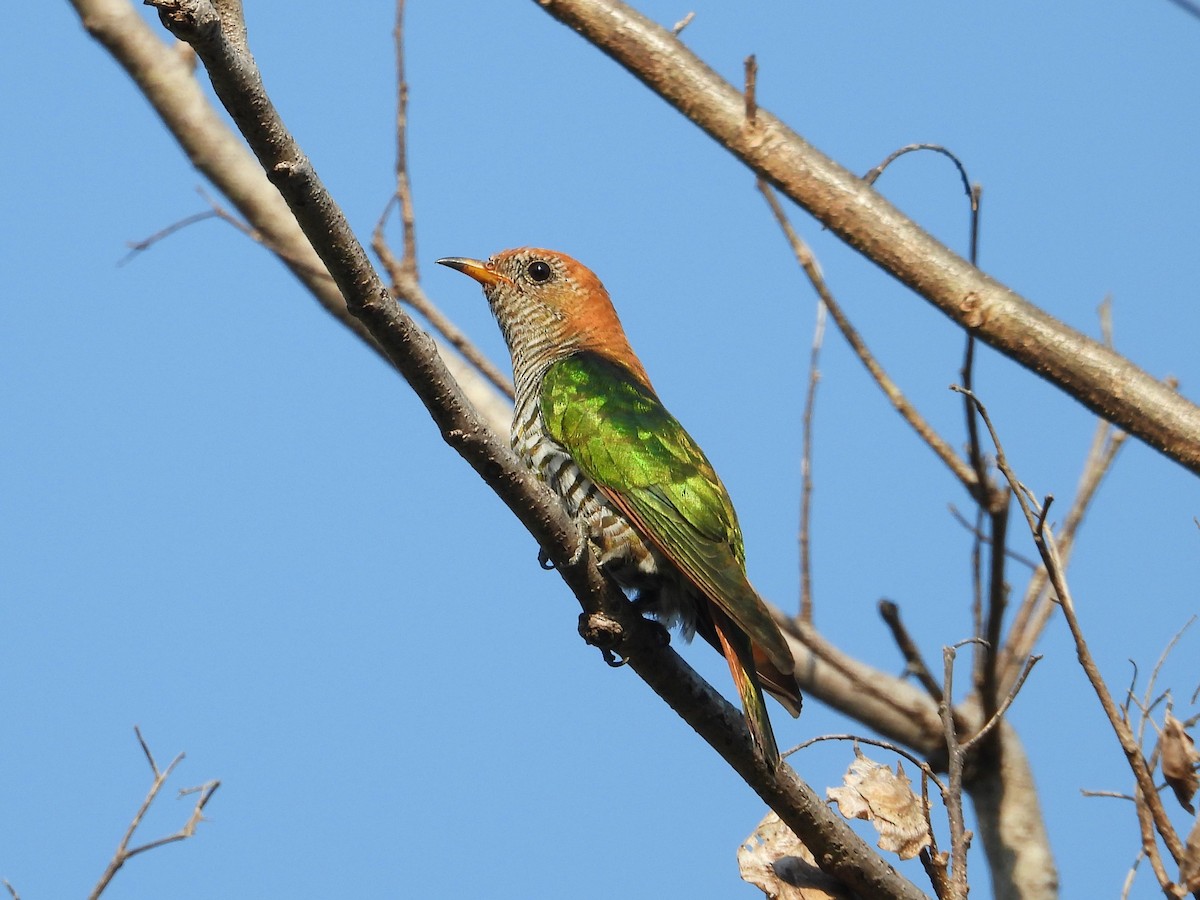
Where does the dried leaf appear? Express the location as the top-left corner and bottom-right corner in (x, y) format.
(1161, 711), (1200, 813)
(827, 747), (932, 860)
(739, 811), (855, 899)
(1180, 815), (1200, 892)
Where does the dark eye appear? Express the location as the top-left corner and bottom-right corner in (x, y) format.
(527, 260), (552, 283)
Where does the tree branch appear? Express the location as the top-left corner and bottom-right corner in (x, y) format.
(88, 728), (219, 900)
(533, 0), (1200, 477)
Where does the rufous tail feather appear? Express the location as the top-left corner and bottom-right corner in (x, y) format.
(711, 605), (781, 767)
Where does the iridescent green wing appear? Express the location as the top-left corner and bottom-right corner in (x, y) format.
(540, 352), (793, 674)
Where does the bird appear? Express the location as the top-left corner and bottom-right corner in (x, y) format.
(437, 248), (801, 765)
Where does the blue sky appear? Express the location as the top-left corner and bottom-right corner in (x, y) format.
(5, 2), (1200, 897)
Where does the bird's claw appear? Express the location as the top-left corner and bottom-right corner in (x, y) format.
(602, 648), (628, 668)
(538, 526), (589, 571)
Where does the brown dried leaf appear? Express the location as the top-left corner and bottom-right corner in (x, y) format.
(1180, 815), (1200, 892)
(1161, 711), (1200, 814)
(738, 811), (855, 900)
(827, 747), (932, 860)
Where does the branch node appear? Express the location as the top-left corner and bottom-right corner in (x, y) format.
(579, 611), (626, 658)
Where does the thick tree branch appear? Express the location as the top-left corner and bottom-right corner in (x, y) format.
(533, 0), (1200, 477)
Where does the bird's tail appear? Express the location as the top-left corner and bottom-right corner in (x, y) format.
(711, 605), (781, 768)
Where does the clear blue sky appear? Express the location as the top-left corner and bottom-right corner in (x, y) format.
(5, 2), (1200, 897)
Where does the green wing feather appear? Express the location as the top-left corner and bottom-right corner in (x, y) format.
(540, 352), (794, 676)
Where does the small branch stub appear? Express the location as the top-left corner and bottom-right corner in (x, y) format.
(579, 611), (626, 663)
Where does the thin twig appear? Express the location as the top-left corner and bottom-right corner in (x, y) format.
(3, 880), (19, 900)
(367, 0), (513, 400)
(1139, 618), (1196, 751)
(757, 181), (978, 492)
(946, 505), (1038, 569)
(975, 492), (1011, 730)
(867, 145), (993, 507)
(671, 11), (695, 34)
(863, 143), (975, 200)
(798, 297), (825, 621)
(119, 210), (218, 265)
(961, 654), (1041, 754)
(743, 55), (757, 127)
(88, 728), (219, 900)
(1119, 850), (1145, 900)
(878, 600), (943, 702)
(999, 301), (1128, 688)
(1134, 782), (1175, 894)
(1081, 789), (1136, 801)
(370, 0), (513, 399)
(130, 187), (335, 285)
(969, 503), (985, 688)
(785, 733), (948, 795)
(940, 641), (980, 900)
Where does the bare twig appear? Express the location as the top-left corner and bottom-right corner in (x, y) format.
(976, 492), (1011, 728)
(757, 181), (978, 492)
(1000, 411), (1127, 690)
(671, 11), (694, 34)
(863, 143), (974, 201)
(961, 654), (1041, 755)
(879, 599), (943, 703)
(119, 209), (218, 265)
(940, 640), (982, 900)
(126, 188), (335, 288)
(946, 505), (1038, 570)
(1120, 851), (1145, 900)
(1134, 783), (1175, 895)
(1139, 618), (1196, 750)
(866, 147), (1012, 725)
(1081, 789), (1136, 801)
(88, 728), (219, 900)
(3, 880), (19, 900)
(370, 0), (514, 399)
(798, 295), (825, 621)
(743, 55), (757, 127)
(786, 733), (948, 794)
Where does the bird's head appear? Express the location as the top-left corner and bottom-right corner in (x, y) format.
(437, 248), (649, 384)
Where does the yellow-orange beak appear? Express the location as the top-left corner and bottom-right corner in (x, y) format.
(436, 256), (510, 288)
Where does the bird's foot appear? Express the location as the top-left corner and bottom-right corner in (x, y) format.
(537, 525), (589, 571)
(579, 611), (625, 664)
(601, 648), (627, 668)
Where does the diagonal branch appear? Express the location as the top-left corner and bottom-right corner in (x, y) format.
(757, 182), (978, 493)
(534, 0), (1200, 477)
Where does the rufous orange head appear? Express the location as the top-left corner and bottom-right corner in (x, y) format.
(436, 248), (651, 387)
